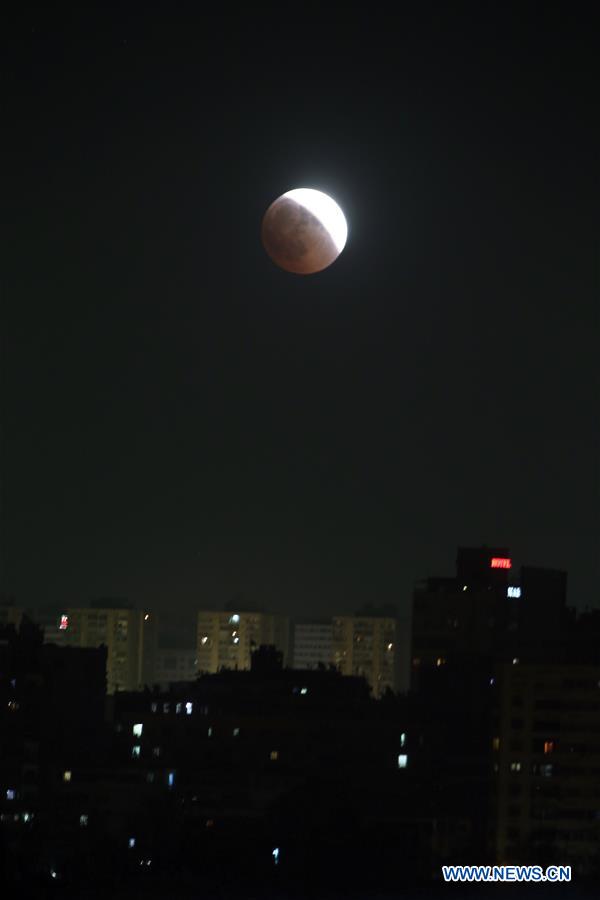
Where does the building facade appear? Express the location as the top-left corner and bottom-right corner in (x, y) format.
(60, 604), (150, 693)
(410, 549), (574, 689)
(292, 620), (333, 669)
(196, 610), (290, 673)
(491, 661), (600, 875)
(411, 546), (517, 688)
(332, 614), (401, 698)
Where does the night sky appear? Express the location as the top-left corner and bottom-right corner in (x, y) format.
(3, 5), (598, 619)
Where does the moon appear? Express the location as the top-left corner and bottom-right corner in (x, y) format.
(261, 188), (348, 275)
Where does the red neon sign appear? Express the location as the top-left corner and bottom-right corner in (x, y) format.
(491, 558), (512, 569)
(59, 615), (69, 630)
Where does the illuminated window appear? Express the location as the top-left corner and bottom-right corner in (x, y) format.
(233, 728), (240, 736)
(229, 614), (240, 624)
(167, 771), (175, 787)
(397, 754), (408, 769)
(163, 703), (170, 714)
(80, 814), (88, 827)
(436, 657), (446, 667)
(176, 703), (182, 714)
(543, 741), (555, 755)
(132, 745), (141, 758)
(151, 703), (158, 713)
(492, 737), (501, 751)
(300, 687), (308, 695)
(387, 642), (394, 651)
(462, 585), (468, 591)
(491, 557), (512, 569)
(507, 586), (522, 598)
(208, 727), (213, 737)
(185, 702), (193, 715)
(512, 658), (519, 665)
(272, 847), (280, 865)
(132, 723), (143, 737)
(59, 614), (69, 630)
(233, 636), (240, 644)
(231, 630), (238, 637)
(128, 838), (136, 849)
(63, 771), (72, 782)
(489, 677), (496, 685)
(6, 789), (15, 800)
(270, 750), (279, 761)
(400, 732), (406, 748)
(541, 764), (553, 777)
(510, 762), (522, 772)
(7, 700), (19, 711)
(144, 613), (150, 621)
(200, 635), (209, 645)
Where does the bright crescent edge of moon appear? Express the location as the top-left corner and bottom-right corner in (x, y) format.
(282, 188), (348, 253)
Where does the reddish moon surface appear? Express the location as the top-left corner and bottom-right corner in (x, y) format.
(261, 193), (344, 275)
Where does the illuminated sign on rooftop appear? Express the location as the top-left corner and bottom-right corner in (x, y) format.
(491, 557), (512, 569)
(507, 586), (522, 598)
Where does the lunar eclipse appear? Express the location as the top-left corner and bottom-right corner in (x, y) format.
(261, 188), (347, 275)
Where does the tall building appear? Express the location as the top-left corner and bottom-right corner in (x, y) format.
(292, 620), (333, 669)
(60, 601), (152, 693)
(196, 609), (290, 673)
(455, 546), (513, 590)
(0, 618), (107, 821)
(332, 609), (404, 698)
(410, 548), (573, 689)
(491, 661), (600, 875)
(411, 546), (516, 687)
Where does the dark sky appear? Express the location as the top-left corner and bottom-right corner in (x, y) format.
(3, 4), (598, 619)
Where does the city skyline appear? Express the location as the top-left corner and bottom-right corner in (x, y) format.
(3, 5), (599, 894)
(3, 8), (598, 619)
(0, 545), (585, 703)
(3, 568), (600, 890)
(0, 543), (593, 623)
